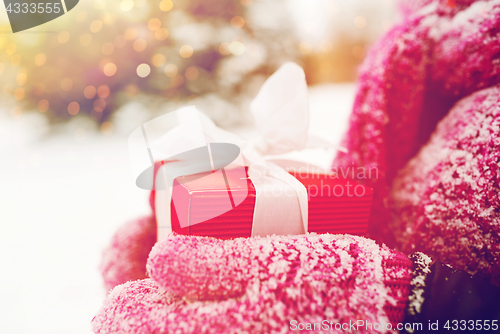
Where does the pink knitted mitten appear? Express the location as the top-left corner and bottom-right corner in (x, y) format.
(333, 0), (500, 246)
(100, 215), (156, 291)
(391, 85), (500, 286)
(92, 233), (412, 334)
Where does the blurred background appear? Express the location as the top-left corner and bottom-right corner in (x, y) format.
(0, 0), (397, 333)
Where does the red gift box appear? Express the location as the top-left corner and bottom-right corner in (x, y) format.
(151, 163), (373, 240)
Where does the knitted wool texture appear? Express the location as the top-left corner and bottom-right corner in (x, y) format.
(391, 85), (500, 286)
(92, 233), (412, 334)
(100, 215), (156, 291)
(333, 0), (500, 284)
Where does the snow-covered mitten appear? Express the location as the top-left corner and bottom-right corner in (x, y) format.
(92, 233), (413, 334)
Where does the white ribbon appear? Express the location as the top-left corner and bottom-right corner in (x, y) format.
(150, 62), (324, 240)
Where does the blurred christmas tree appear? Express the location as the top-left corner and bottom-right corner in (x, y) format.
(0, 0), (302, 128)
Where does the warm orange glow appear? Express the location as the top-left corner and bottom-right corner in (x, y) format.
(101, 121), (114, 135)
(101, 42), (115, 55)
(170, 75), (184, 88)
(133, 39), (147, 52)
(58, 31), (70, 44)
(159, 0), (173, 11)
(90, 20), (103, 33)
(80, 34), (92, 46)
(103, 63), (117, 76)
(68, 102), (80, 115)
(148, 18), (162, 31)
(61, 78), (73, 91)
(152, 54), (166, 67)
(114, 35), (126, 48)
(219, 42), (231, 55)
(164, 63), (178, 77)
(185, 67), (199, 81)
(35, 53), (46, 66)
(84, 86), (97, 99)
(16, 73), (27, 86)
(37, 99), (49, 112)
(155, 28), (169, 41)
(14, 87), (24, 100)
(97, 85), (110, 98)
(179, 45), (193, 58)
(93, 98), (107, 112)
(124, 28), (137, 40)
(231, 16), (245, 28)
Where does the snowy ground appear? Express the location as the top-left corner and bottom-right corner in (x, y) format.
(0, 83), (355, 334)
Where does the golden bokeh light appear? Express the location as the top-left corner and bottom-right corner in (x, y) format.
(33, 84), (44, 96)
(125, 84), (139, 96)
(6, 43), (17, 56)
(152, 54), (166, 67)
(159, 0), (173, 11)
(185, 67), (199, 81)
(37, 99), (49, 112)
(84, 86), (97, 99)
(94, 98), (107, 112)
(61, 78), (73, 91)
(90, 20), (103, 33)
(155, 28), (169, 41)
(68, 102), (80, 115)
(240, 0), (253, 6)
(229, 41), (245, 55)
(299, 42), (313, 55)
(114, 35), (126, 48)
(148, 18), (162, 31)
(76, 11), (87, 22)
(102, 42), (115, 55)
(101, 121), (114, 135)
(35, 53), (46, 66)
(103, 63), (117, 76)
(0, 63), (4, 75)
(14, 87), (25, 100)
(97, 85), (110, 98)
(179, 45), (193, 58)
(320, 40), (333, 53)
(219, 42), (231, 55)
(231, 16), (245, 29)
(137, 63), (151, 77)
(91, 109), (103, 120)
(133, 39), (147, 52)
(164, 63), (178, 77)
(120, 0), (134, 11)
(124, 28), (137, 40)
(58, 31), (70, 44)
(80, 33), (92, 46)
(170, 74), (184, 88)
(11, 54), (21, 66)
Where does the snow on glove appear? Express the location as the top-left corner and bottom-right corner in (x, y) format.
(92, 233), (412, 334)
(333, 0), (500, 246)
(391, 84), (500, 287)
